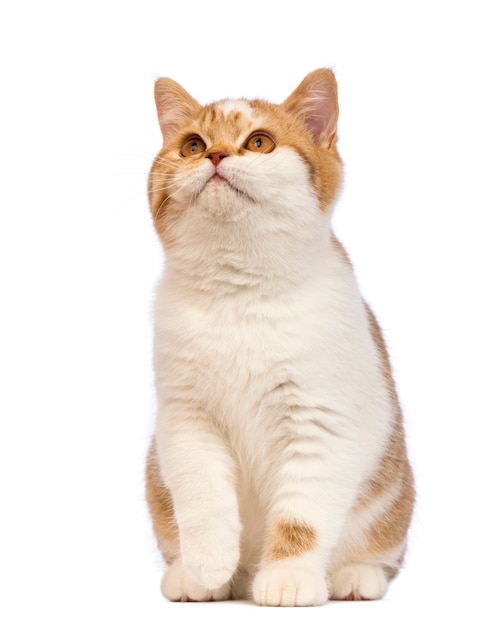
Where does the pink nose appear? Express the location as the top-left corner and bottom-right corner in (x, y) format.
(207, 150), (228, 166)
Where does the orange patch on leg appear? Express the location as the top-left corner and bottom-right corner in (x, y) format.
(145, 440), (180, 564)
(266, 520), (317, 562)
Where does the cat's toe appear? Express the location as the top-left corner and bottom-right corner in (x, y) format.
(161, 559), (231, 602)
(330, 563), (387, 601)
(252, 563), (328, 607)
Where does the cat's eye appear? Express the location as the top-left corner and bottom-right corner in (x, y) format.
(180, 135), (207, 157)
(244, 132), (276, 154)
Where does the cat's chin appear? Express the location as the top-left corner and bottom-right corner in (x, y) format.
(195, 177), (253, 222)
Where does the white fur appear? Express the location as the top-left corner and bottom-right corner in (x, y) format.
(153, 134), (395, 604)
(252, 555), (329, 606)
(162, 558), (232, 601)
(330, 563), (388, 600)
(216, 98), (255, 120)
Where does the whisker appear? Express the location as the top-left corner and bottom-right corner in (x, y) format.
(248, 151), (286, 173)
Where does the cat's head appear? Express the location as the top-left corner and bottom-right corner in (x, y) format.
(149, 69), (342, 254)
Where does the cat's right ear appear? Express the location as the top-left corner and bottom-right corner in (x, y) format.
(154, 78), (202, 145)
(282, 68), (339, 150)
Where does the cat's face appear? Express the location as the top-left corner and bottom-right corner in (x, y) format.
(149, 70), (342, 253)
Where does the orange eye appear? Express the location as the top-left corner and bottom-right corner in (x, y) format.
(244, 132), (276, 153)
(180, 136), (207, 157)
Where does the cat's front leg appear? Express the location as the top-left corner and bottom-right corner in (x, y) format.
(155, 414), (241, 591)
(252, 525), (329, 606)
(253, 514), (341, 606)
(252, 411), (360, 606)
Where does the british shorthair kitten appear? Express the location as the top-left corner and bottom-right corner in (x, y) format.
(145, 68), (415, 606)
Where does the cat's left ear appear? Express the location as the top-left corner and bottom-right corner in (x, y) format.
(154, 78), (202, 145)
(282, 68), (339, 149)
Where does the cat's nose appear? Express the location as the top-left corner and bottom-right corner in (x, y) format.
(207, 150), (228, 166)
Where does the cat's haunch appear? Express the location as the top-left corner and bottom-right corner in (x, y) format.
(145, 68), (415, 606)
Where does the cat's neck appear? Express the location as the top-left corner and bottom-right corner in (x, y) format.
(164, 218), (340, 299)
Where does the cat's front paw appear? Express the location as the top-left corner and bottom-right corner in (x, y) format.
(252, 562), (328, 607)
(181, 525), (240, 590)
(161, 559), (231, 602)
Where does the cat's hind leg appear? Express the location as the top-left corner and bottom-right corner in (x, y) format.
(328, 462), (415, 601)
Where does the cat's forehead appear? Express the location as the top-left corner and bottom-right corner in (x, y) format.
(197, 98), (266, 143)
(214, 99), (255, 119)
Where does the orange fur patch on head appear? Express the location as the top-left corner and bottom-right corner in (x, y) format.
(265, 520), (317, 562)
(198, 101), (251, 145)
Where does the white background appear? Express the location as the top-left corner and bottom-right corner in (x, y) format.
(1, 1), (496, 624)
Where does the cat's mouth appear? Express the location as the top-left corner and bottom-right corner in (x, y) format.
(204, 171), (251, 199)
(210, 173), (226, 184)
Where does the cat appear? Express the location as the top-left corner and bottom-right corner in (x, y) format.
(145, 68), (415, 606)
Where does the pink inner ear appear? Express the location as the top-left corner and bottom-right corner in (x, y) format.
(156, 98), (192, 145)
(283, 70), (339, 148)
(304, 99), (335, 144)
(154, 78), (201, 145)
(157, 108), (183, 144)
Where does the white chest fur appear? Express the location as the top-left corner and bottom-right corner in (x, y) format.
(153, 237), (393, 485)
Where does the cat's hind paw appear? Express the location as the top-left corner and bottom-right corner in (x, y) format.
(252, 563), (328, 607)
(161, 559), (231, 602)
(330, 563), (387, 601)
